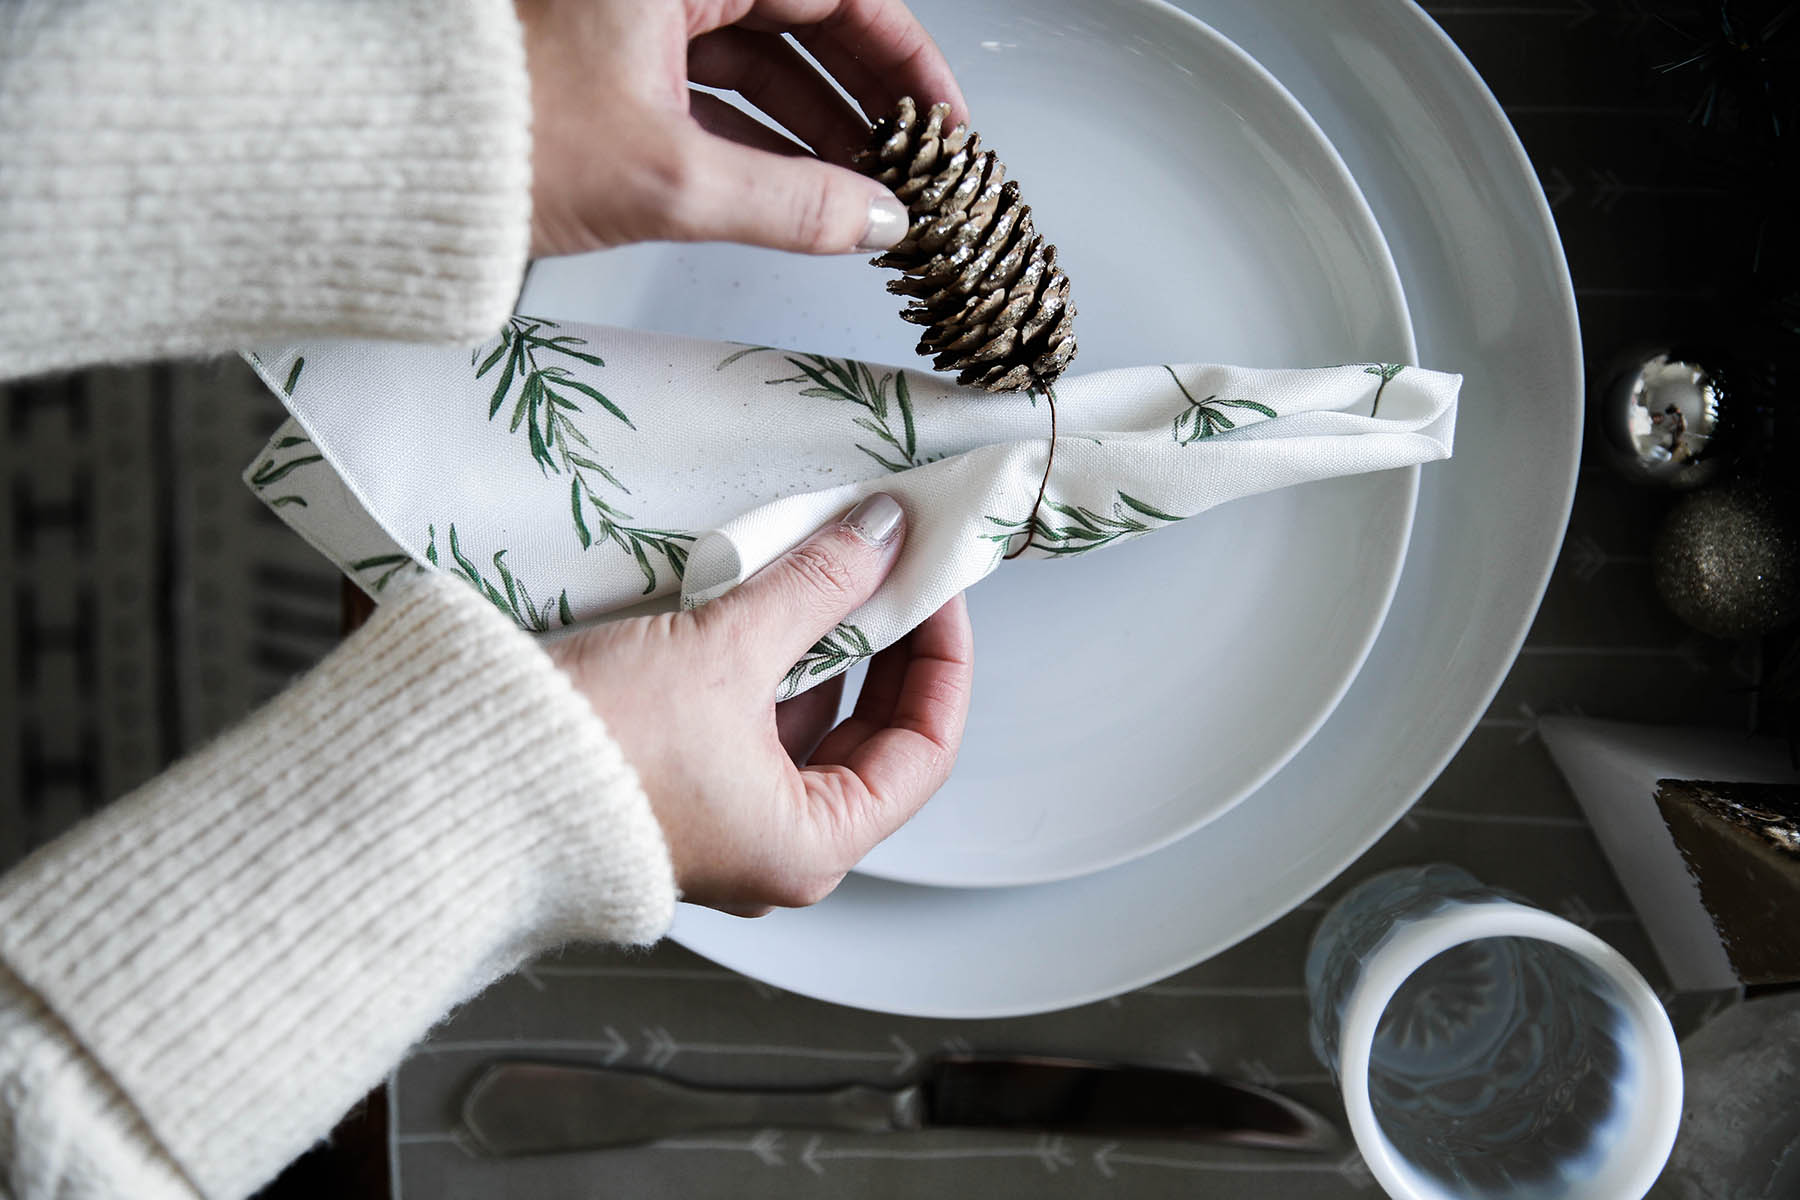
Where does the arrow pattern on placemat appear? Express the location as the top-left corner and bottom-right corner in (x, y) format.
(1234, 1058), (1333, 1088)
(641, 1028), (916, 1075)
(1585, 168), (1728, 213)
(655, 1130), (787, 1166)
(1477, 702), (1544, 744)
(1540, 165), (1575, 209)
(1535, 166), (1729, 214)
(801, 1135), (1074, 1176)
(1136, 983), (1308, 999)
(518, 961), (780, 998)
(1422, 0), (1595, 29)
(1475, 701), (1590, 744)
(393, 1130), (481, 1159)
(1092, 1143), (1373, 1185)
(1519, 640), (1711, 673)
(1567, 534), (1650, 582)
(1408, 807), (1589, 829)
(412, 1029), (916, 1074)
(410, 1029), (631, 1066)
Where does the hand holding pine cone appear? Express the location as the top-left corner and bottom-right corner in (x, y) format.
(852, 98), (1077, 393)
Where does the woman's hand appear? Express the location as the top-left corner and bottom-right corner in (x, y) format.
(515, 0), (968, 259)
(516, 4), (973, 911)
(549, 494), (974, 914)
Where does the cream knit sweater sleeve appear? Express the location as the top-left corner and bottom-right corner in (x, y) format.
(0, 4), (682, 1197)
(0, 576), (678, 1200)
(0, 0), (533, 378)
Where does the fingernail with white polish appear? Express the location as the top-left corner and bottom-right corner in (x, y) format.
(856, 192), (909, 252)
(843, 492), (904, 546)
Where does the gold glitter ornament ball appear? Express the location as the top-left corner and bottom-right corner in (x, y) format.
(1653, 484), (1800, 638)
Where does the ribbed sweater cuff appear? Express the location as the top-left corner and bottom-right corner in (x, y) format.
(0, 0), (533, 380)
(0, 573), (674, 1199)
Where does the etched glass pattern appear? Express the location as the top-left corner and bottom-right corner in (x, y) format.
(1308, 866), (1638, 1198)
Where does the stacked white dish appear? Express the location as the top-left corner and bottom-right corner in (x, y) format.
(518, 0), (1581, 1017)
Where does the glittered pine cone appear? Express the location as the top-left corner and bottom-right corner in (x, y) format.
(852, 97), (1076, 392)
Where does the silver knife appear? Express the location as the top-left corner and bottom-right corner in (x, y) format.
(460, 1055), (1340, 1155)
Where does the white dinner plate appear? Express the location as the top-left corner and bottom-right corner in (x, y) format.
(519, 0), (1418, 886)
(666, 0), (1582, 1017)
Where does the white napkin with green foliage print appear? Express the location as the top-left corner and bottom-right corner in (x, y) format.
(243, 317), (1458, 697)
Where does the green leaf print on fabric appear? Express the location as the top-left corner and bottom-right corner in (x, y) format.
(568, 478), (694, 596)
(475, 316), (693, 592)
(248, 443), (322, 488)
(245, 355), (319, 508)
(779, 623), (874, 700)
(1165, 366), (1278, 444)
(247, 433), (323, 510)
(1363, 363), (1405, 416)
(348, 553), (416, 593)
(425, 523), (572, 633)
(720, 347), (932, 472)
(246, 350), (306, 398)
(981, 492), (1186, 563)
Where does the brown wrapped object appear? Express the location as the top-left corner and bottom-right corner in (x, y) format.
(853, 97), (1077, 393)
(1656, 779), (1800, 985)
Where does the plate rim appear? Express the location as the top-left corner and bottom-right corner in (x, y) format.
(670, 0), (1583, 1017)
(853, 0), (1421, 887)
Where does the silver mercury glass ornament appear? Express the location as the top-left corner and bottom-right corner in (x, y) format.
(1597, 352), (1729, 489)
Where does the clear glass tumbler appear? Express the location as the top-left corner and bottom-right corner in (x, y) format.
(1306, 865), (1682, 1200)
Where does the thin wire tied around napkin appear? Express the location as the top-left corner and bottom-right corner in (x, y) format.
(243, 317), (1459, 697)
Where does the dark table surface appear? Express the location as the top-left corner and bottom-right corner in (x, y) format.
(0, 2), (1771, 1199)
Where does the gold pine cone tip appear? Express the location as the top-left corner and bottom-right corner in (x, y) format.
(852, 97), (1076, 393)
